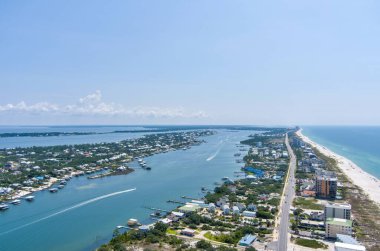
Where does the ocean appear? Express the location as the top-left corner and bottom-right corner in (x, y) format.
(301, 126), (380, 179)
(0, 126), (254, 251)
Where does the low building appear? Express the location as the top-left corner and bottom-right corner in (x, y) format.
(222, 205), (230, 215)
(138, 225), (151, 232)
(239, 234), (257, 246)
(208, 203), (216, 212)
(232, 206), (240, 215)
(242, 211), (256, 218)
(171, 211), (185, 218)
(247, 204), (257, 211)
(301, 190), (316, 197)
(334, 242), (366, 251)
(178, 203), (201, 213)
(180, 229), (196, 237)
(326, 218), (352, 238)
(300, 219), (325, 228)
(159, 218), (172, 225)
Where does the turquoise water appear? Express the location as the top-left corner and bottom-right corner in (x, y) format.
(302, 126), (380, 179)
(0, 129), (252, 251)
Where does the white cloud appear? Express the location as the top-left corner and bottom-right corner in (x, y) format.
(0, 91), (208, 119)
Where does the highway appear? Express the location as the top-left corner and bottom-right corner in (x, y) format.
(277, 133), (297, 251)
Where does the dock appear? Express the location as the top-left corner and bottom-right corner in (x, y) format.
(181, 196), (201, 200)
(166, 200), (186, 205)
(143, 206), (171, 213)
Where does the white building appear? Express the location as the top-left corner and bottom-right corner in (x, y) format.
(334, 242), (366, 251)
(242, 211), (256, 218)
(232, 206), (240, 215)
(222, 205), (230, 215)
(208, 203), (216, 212)
(326, 218), (352, 238)
(325, 203), (351, 221)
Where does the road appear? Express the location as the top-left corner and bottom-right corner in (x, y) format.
(277, 133), (297, 251)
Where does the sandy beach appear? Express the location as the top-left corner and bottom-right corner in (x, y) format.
(296, 129), (380, 205)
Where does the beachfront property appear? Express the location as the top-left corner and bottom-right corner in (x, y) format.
(326, 218), (353, 238)
(325, 203), (352, 222)
(315, 169), (338, 199)
(178, 203), (201, 214)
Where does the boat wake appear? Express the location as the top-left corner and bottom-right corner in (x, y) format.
(0, 188), (136, 236)
(206, 139), (225, 161)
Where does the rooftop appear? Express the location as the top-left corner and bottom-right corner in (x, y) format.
(326, 218), (352, 227)
(239, 234), (257, 246)
(336, 234), (358, 245)
(334, 242), (366, 251)
(326, 203), (351, 210)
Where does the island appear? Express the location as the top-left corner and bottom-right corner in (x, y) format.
(0, 130), (214, 202)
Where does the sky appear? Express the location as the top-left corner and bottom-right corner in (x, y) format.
(0, 0), (379, 126)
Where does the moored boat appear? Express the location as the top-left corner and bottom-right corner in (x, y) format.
(49, 188), (59, 193)
(0, 203), (9, 210)
(25, 195), (35, 201)
(10, 199), (21, 205)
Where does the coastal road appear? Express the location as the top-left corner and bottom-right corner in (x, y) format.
(277, 133), (297, 251)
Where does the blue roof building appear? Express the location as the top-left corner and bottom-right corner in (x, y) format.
(244, 167), (264, 178)
(239, 234), (257, 246)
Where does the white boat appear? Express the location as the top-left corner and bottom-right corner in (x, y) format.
(25, 195), (35, 201)
(0, 203), (10, 210)
(49, 188), (58, 193)
(10, 199), (21, 205)
(127, 218), (139, 226)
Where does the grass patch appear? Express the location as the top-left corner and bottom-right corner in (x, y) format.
(166, 228), (177, 235)
(295, 238), (328, 249)
(204, 232), (217, 241)
(293, 197), (323, 210)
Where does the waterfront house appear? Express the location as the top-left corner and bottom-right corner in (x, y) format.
(159, 218), (172, 225)
(171, 211), (185, 219)
(190, 200), (208, 208)
(178, 203), (201, 214)
(208, 203), (216, 212)
(138, 225), (151, 233)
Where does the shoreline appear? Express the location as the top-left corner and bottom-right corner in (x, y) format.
(296, 129), (380, 205)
